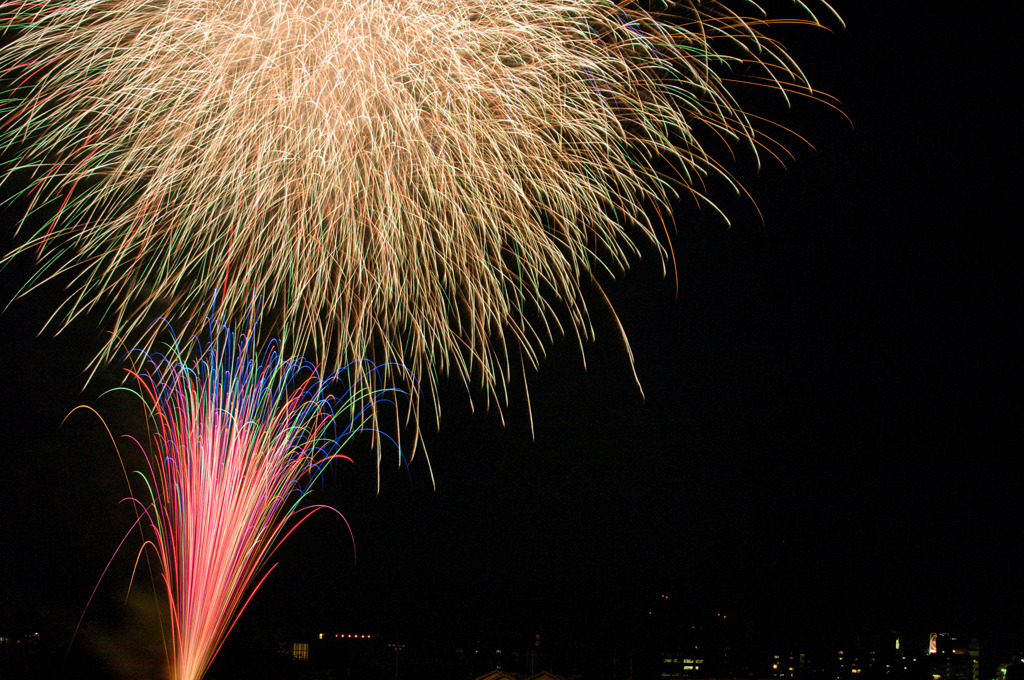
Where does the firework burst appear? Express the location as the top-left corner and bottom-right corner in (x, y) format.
(115, 317), (396, 680)
(1, 0), (840, 415)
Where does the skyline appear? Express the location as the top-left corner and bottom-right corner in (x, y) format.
(2, 604), (1011, 680)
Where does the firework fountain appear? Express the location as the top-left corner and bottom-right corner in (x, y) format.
(116, 317), (398, 680)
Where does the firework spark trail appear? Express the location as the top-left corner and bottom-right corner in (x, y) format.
(1, 0), (840, 418)
(120, 317), (397, 680)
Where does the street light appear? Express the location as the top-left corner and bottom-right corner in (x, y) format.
(389, 642), (406, 680)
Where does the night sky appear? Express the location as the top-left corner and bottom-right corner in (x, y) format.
(1, 2), (1018, 678)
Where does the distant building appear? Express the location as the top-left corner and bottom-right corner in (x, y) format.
(275, 631), (389, 678)
(291, 642), (310, 661)
(0, 632), (42, 660)
(835, 631), (906, 680)
(927, 634), (979, 680)
(474, 671), (518, 680)
(473, 671), (567, 680)
(772, 652), (809, 680)
(652, 609), (734, 680)
(661, 646), (705, 680)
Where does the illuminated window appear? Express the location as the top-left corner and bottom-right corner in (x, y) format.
(293, 643), (310, 661)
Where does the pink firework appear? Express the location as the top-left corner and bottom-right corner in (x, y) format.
(120, 317), (397, 680)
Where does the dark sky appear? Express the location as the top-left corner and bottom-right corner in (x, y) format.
(1, 2), (1018, 678)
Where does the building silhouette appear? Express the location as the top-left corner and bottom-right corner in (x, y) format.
(927, 634), (979, 680)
